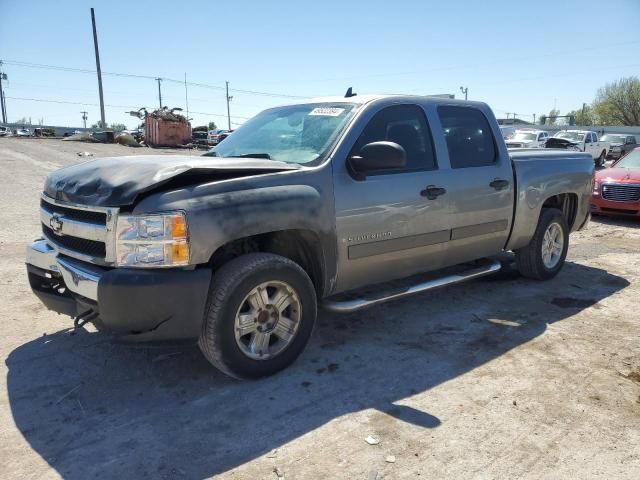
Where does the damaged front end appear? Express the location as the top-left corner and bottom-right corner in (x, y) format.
(545, 137), (581, 151)
(26, 238), (211, 342)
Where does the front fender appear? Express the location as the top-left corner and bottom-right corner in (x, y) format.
(184, 184), (332, 264)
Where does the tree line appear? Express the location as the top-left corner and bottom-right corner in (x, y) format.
(541, 76), (640, 126)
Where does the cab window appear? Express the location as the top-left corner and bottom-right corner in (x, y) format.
(351, 104), (437, 172)
(438, 106), (497, 168)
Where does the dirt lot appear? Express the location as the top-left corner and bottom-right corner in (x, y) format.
(1, 137), (639, 479)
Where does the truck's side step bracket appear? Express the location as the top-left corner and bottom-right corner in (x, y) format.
(322, 258), (501, 313)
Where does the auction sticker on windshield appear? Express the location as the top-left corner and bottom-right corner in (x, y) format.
(309, 107), (345, 116)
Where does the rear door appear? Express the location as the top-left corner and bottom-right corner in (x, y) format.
(333, 103), (453, 292)
(435, 105), (515, 263)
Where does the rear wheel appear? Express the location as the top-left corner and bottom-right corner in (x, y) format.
(515, 208), (569, 280)
(199, 253), (317, 379)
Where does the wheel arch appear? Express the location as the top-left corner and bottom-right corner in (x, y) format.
(209, 229), (327, 298)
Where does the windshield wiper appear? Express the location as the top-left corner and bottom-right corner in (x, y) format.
(235, 153), (272, 159)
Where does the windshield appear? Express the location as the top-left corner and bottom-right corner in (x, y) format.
(600, 134), (625, 143)
(513, 132), (537, 141)
(555, 131), (584, 141)
(206, 103), (357, 165)
(615, 149), (640, 168)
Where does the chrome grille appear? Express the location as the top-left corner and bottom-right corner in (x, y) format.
(601, 183), (640, 202)
(40, 195), (118, 265)
(506, 142), (523, 148)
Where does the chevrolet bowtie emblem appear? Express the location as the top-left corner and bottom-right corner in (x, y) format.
(49, 213), (64, 235)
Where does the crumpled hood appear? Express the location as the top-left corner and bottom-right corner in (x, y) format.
(44, 155), (299, 207)
(595, 167), (640, 184)
(546, 137), (579, 148)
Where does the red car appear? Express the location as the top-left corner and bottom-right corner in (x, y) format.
(591, 147), (640, 218)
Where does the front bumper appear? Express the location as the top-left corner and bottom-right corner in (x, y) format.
(606, 151), (622, 160)
(590, 197), (640, 217)
(26, 239), (211, 341)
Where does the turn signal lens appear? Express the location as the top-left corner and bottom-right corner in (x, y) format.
(171, 215), (187, 239)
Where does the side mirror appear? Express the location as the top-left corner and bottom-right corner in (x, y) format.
(348, 141), (406, 180)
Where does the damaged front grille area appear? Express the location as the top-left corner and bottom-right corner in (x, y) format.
(40, 199), (107, 225)
(42, 225), (106, 258)
(40, 195), (118, 264)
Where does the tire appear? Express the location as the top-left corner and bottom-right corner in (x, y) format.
(515, 208), (569, 281)
(596, 150), (606, 168)
(198, 253), (317, 379)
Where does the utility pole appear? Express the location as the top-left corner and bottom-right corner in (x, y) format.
(80, 111), (88, 129)
(459, 86), (468, 100)
(0, 60), (7, 123)
(225, 81), (233, 130)
(184, 73), (189, 121)
(90, 8), (106, 127)
(156, 78), (163, 108)
(533, 113), (536, 125)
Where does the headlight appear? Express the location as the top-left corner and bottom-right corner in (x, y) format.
(593, 180), (599, 195)
(115, 212), (189, 267)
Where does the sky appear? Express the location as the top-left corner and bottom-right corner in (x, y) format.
(1, 0), (639, 129)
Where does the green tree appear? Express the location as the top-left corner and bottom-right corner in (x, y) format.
(592, 76), (640, 126)
(208, 121), (218, 131)
(547, 109), (560, 125)
(109, 123), (127, 132)
(566, 105), (594, 126)
(91, 120), (106, 129)
(15, 117), (31, 125)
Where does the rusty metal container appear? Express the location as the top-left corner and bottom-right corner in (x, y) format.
(145, 116), (191, 147)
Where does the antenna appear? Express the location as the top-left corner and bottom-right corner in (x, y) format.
(344, 87), (357, 98)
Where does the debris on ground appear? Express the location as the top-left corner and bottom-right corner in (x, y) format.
(115, 132), (142, 148)
(62, 132), (101, 143)
(367, 470), (378, 480)
(273, 466), (285, 478)
(76, 152), (94, 157)
(364, 435), (380, 445)
(385, 455), (396, 463)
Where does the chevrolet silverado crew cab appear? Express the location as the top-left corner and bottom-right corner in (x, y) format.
(26, 94), (593, 379)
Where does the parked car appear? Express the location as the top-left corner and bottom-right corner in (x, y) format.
(26, 95), (593, 379)
(505, 129), (549, 149)
(217, 129), (234, 143)
(0, 126), (11, 137)
(591, 147), (640, 218)
(15, 128), (32, 137)
(600, 133), (637, 160)
(191, 130), (209, 146)
(546, 130), (609, 167)
(499, 125), (516, 140)
(207, 129), (230, 146)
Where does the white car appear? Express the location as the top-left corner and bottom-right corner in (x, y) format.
(0, 126), (11, 137)
(15, 128), (32, 137)
(505, 129), (549, 149)
(546, 130), (609, 167)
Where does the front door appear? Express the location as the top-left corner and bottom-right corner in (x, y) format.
(333, 104), (453, 293)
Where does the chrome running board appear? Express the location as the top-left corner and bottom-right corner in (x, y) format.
(322, 259), (501, 313)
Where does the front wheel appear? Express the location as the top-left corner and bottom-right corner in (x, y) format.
(199, 253), (317, 379)
(515, 208), (569, 280)
(596, 150), (606, 168)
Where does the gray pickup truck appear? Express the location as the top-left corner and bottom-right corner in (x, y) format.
(26, 95), (593, 379)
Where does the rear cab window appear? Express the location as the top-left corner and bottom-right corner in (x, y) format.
(437, 106), (497, 168)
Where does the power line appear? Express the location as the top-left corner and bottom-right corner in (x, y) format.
(2, 59), (310, 99)
(5, 95), (251, 119)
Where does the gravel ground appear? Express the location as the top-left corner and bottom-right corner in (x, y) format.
(1, 137), (639, 479)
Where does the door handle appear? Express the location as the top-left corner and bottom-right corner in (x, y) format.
(489, 178), (510, 190)
(420, 185), (447, 200)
